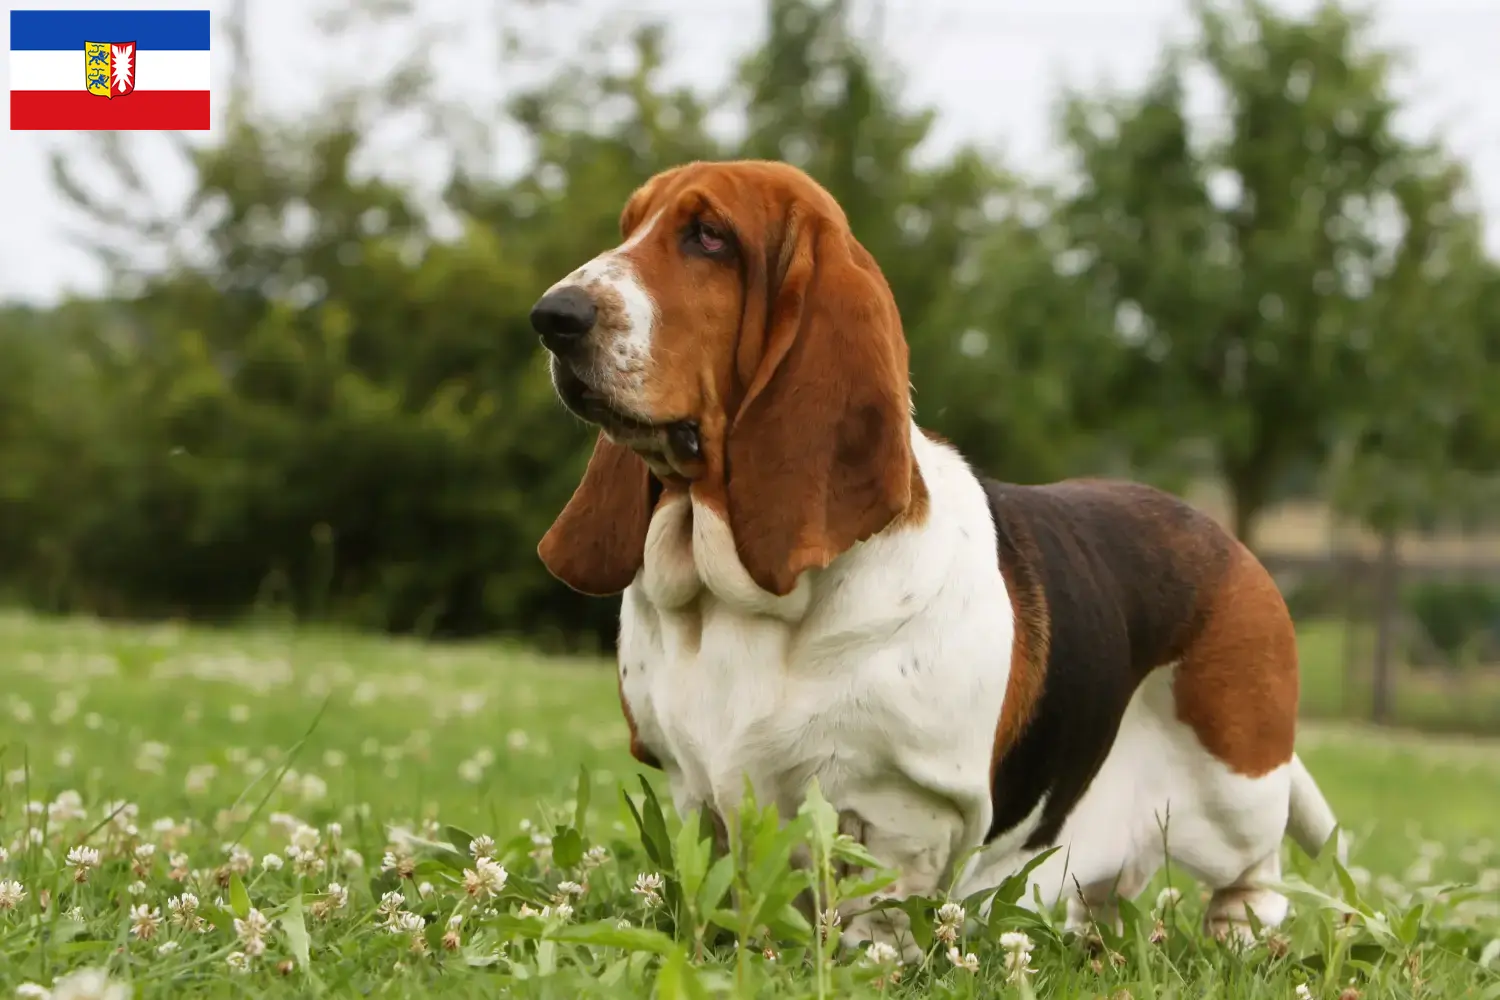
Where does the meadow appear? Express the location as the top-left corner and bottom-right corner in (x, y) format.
(1, 609), (1498, 998)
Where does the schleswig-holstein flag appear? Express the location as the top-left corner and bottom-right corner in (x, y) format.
(10, 9), (210, 130)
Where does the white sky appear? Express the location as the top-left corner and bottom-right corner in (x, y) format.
(2, 0), (1497, 306)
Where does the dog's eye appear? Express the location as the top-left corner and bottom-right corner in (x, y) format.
(687, 219), (729, 256)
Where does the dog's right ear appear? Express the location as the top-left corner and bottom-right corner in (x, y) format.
(538, 431), (655, 595)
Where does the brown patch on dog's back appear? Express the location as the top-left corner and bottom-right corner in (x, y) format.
(1172, 543), (1298, 776)
(990, 516), (1050, 773)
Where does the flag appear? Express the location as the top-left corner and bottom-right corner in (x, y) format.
(10, 9), (211, 130)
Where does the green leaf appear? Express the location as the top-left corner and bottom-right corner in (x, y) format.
(797, 779), (840, 854)
(638, 776), (674, 871)
(655, 947), (709, 1000)
(1334, 855), (1365, 909)
(675, 818), (709, 902)
(369, 869), (401, 901)
(765, 901), (814, 941)
(830, 837), (887, 872)
(443, 824), (480, 859)
(1398, 902), (1426, 948)
(574, 765), (592, 835)
(696, 853), (736, 915)
(551, 826), (584, 870)
(836, 871), (898, 903)
(549, 920), (678, 955)
(973, 846), (1062, 909)
(229, 873), (251, 920)
(279, 890), (313, 971)
(892, 896), (934, 951)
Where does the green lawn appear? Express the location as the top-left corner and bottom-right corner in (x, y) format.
(1, 610), (1498, 997)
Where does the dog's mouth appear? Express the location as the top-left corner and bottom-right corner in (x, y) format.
(550, 360), (702, 476)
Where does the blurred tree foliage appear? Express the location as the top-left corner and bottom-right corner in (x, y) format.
(1058, 0), (1498, 543)
(0, 0), (1495, 643)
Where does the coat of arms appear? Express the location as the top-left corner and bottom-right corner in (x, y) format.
(85, 41), (136, 99)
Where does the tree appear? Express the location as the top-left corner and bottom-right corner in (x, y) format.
(733, 0), (1095, 482)
(1058, 0), (1491, 545)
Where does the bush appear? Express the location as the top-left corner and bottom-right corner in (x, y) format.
(1402, 579), (1500, 668)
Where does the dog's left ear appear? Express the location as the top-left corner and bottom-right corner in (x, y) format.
(724, 209), (915, 597)
(539, 431), (656, 596)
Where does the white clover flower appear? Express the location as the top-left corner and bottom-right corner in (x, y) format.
(289, 824), (321, 853)
(49, 967), (129, 1000)
(469, 835), (495, 860)
(340, 848), (364, 870)
(48, 790), (87, 824)
(541, 902), (573, 922)
(129, 903), (162, 940)
(157, 940), (180, 956)
(15, 983), (50, 999)
(127, 881), (148, 897)
(392, 911), (425, 935)
(225, 951), (250, 974)
(0, 845), (8, 864)
(632, 872), (665, 907)
(864, 941), (901, 967)
(935, 901), (965, 944)
(133, 844), (156, 862)
(0, 879), (27, 910)
(234, 908), (270, 957)
(66, 846), (100, 882)
(261, 853), (284, 872)
(183, 764), (217, 796)
(556, 880), (585, 898)
(297, 774), (327, 802)
(463, 857), (507, 900)
(224, 844), (253, 875)
(999, 930), (1036, 984)
(947, 946), (980, 973)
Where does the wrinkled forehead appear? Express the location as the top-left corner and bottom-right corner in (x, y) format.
(621, 161), (846, 241)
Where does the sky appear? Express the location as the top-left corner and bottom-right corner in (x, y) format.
(2, 0), (1498, 306)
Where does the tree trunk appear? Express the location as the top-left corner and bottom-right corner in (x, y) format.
(1224, 461), (1272, 548)
(1370, 530), (1400, 725)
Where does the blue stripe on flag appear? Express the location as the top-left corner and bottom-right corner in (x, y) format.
(10, 9), (211, 51)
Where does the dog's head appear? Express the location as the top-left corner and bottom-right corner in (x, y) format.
(533, 160), (916, 597)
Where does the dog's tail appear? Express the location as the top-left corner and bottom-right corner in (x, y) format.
(1286, 753), (1345, 863)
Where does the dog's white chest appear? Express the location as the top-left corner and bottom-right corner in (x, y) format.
(620, 591), (854, 816)
(616, 454), (1014, 836)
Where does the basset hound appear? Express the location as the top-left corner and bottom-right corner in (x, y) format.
(530, 159), (1341, 957)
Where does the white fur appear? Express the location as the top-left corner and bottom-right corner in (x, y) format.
(616, 423), (1333, 957)
(546, 210), (661, 406)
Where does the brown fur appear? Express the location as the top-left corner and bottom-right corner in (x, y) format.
(537, 431), (654, 596)
(1171, 542), (1300, 777)
(990, 516), (1050, 777)
(981, 479), (1298, 844)
(538, 161), (924, 598)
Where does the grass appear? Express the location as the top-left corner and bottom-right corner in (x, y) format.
(0, 609), (1498, 998)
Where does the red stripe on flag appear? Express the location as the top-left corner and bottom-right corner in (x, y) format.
(10, 90), (210, 130)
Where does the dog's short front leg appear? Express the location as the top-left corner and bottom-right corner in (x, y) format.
(831, 806), (964, 966)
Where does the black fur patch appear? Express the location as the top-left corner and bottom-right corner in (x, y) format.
(981, 479), (1234, 847)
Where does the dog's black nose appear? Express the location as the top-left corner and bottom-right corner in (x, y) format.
(530, 286), (597, 353)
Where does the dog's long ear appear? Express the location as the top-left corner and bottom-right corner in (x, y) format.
(725, 208), (915, 597)
(538, 431), (655, 596)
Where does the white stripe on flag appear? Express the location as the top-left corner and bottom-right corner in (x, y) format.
(9, 49), (210, 91)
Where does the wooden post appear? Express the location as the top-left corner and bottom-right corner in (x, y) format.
(1370, 532), (1400, 725)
